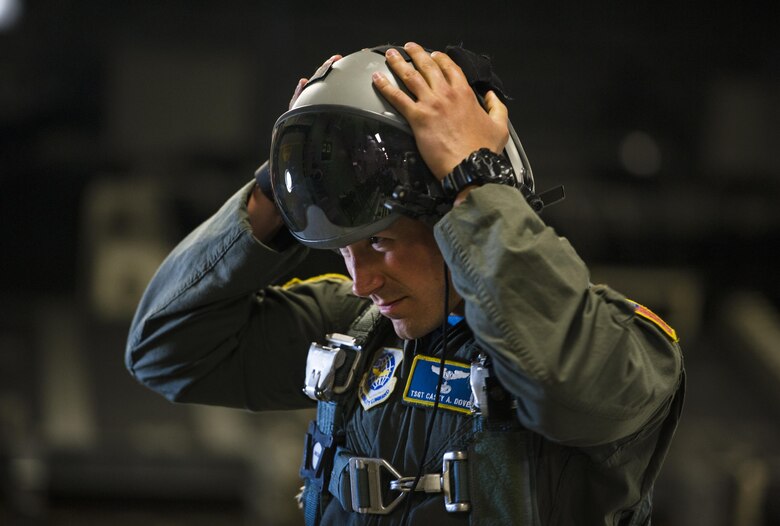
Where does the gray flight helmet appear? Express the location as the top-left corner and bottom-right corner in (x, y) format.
(269, 46), (540, 249)
(291, 49), (413, 134)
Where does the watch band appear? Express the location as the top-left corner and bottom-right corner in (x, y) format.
(441, 148), (516, 200)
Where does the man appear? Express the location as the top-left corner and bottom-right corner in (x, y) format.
(126, 42), (684, 525)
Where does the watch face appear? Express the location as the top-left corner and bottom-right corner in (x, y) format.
(476, 149), (512, 178)
(441, 149), (516, 199)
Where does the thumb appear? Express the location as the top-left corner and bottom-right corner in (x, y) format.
(484, 90), (508, 127)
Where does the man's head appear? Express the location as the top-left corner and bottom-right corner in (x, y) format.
(339, 214), (462, 339)
(268, 44), (531, 336)
(270, 47), (466, 337)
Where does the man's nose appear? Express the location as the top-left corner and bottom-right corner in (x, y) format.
(344, 248), (383, 298)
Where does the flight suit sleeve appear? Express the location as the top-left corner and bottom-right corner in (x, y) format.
(125, 181), (367, 411)
(434, 184), (683, 447)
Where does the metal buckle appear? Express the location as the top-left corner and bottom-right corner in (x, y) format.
(442, 451), (470, 512)
(348, 452), (470, 514)
(470, 353), (490, 416)
(390, 474), (442, 493)
(302, 333), (361, 401)
(348, 457), (406, 514)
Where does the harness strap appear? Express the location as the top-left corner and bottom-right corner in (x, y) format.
(300, 303), (389, 526)
(347, 302), (384, 345)
(328, 452), (471, 515)
(316, 401), (339, 436)
(302, 483), (320, 526)
(328, 446), (356, 512)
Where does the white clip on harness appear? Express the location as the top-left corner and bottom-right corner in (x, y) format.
(303, 333), (363, 401)
(347, 451), (470, 515)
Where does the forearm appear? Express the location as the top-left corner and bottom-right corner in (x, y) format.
(125, 181), (313, 409)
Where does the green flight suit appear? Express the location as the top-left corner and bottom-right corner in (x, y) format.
(126, 181), (684, 525)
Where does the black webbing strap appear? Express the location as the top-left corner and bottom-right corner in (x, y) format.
(348, 302), (385, 344)
(301, 303), (389, 526)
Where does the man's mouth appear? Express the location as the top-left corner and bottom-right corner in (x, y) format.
(375, 297), (405, 316)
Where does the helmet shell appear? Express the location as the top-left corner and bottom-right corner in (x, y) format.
(268, 46), (539, 249)
(269, 48), (438, 249)
(288, 48), (413, 134)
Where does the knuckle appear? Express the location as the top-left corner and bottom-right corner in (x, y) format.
(455, 84), (473, 98)
(440, 60), (461, 74)
(401, 68), (420, 82)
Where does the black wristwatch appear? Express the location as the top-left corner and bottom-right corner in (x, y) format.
(441, 148), (517, 200)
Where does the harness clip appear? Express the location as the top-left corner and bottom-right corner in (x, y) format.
(302, 333), (362, 401)
(348, 457), (406, 515)
(347, 451), (470, 515)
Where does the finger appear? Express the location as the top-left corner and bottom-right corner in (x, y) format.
(372, 70), (416, 116)
(484, 90), (510, 150)
(384, 47), (431, 100)
(289, 55), (343, 109)
(484, 90), (509, 125)
(403, 42), (446, 88)
(430, 50), (468, 86)
(312, 54), (342, 79)
(289, 77), (308, 109)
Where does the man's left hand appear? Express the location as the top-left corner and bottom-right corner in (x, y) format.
(372, 42), (509, 181)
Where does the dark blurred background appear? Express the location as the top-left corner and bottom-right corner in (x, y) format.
(1, 1), (779, 525)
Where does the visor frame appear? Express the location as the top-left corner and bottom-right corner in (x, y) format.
(270, 104), (425, 249)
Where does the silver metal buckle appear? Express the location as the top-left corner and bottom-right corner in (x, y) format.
(302, 333), (361, 401)
(390, 474), (442, 493)
(348, 457), (406, 514)
(442, 451), (470, 512)
(348, 452), (470, 514)
(469, 353), (490, 416)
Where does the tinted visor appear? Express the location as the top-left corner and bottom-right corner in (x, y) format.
(270, 108), (435, 248)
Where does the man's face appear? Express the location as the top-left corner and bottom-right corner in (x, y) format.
(339, 216), (462, 340)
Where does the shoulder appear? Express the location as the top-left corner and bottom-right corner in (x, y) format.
(591, 283), (680, 345)
(282, 273), (352, 290)
(266, 273), (367, 333)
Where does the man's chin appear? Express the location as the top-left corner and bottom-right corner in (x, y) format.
(390, 318), (436, 340)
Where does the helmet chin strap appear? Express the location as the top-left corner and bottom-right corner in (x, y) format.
(506, 119), (566, 212)
(385, 183), (451, 222)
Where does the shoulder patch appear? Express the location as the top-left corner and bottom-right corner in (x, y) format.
(282, 273), (350, 290)
(628, 300), (679, 342)
(359, 348), (404, 411)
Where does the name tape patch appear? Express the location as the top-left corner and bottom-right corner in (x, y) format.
(402, 355), (472, 414)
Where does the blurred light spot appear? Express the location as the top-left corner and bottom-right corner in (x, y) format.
(619, 130), (662, 177)
(0, 0), (22, 31)
(285, 169), (293, 192)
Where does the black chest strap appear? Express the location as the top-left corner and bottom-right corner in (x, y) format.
(299, 304), (390, 526)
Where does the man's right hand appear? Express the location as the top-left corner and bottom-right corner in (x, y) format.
(247, 183), (285, 244)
